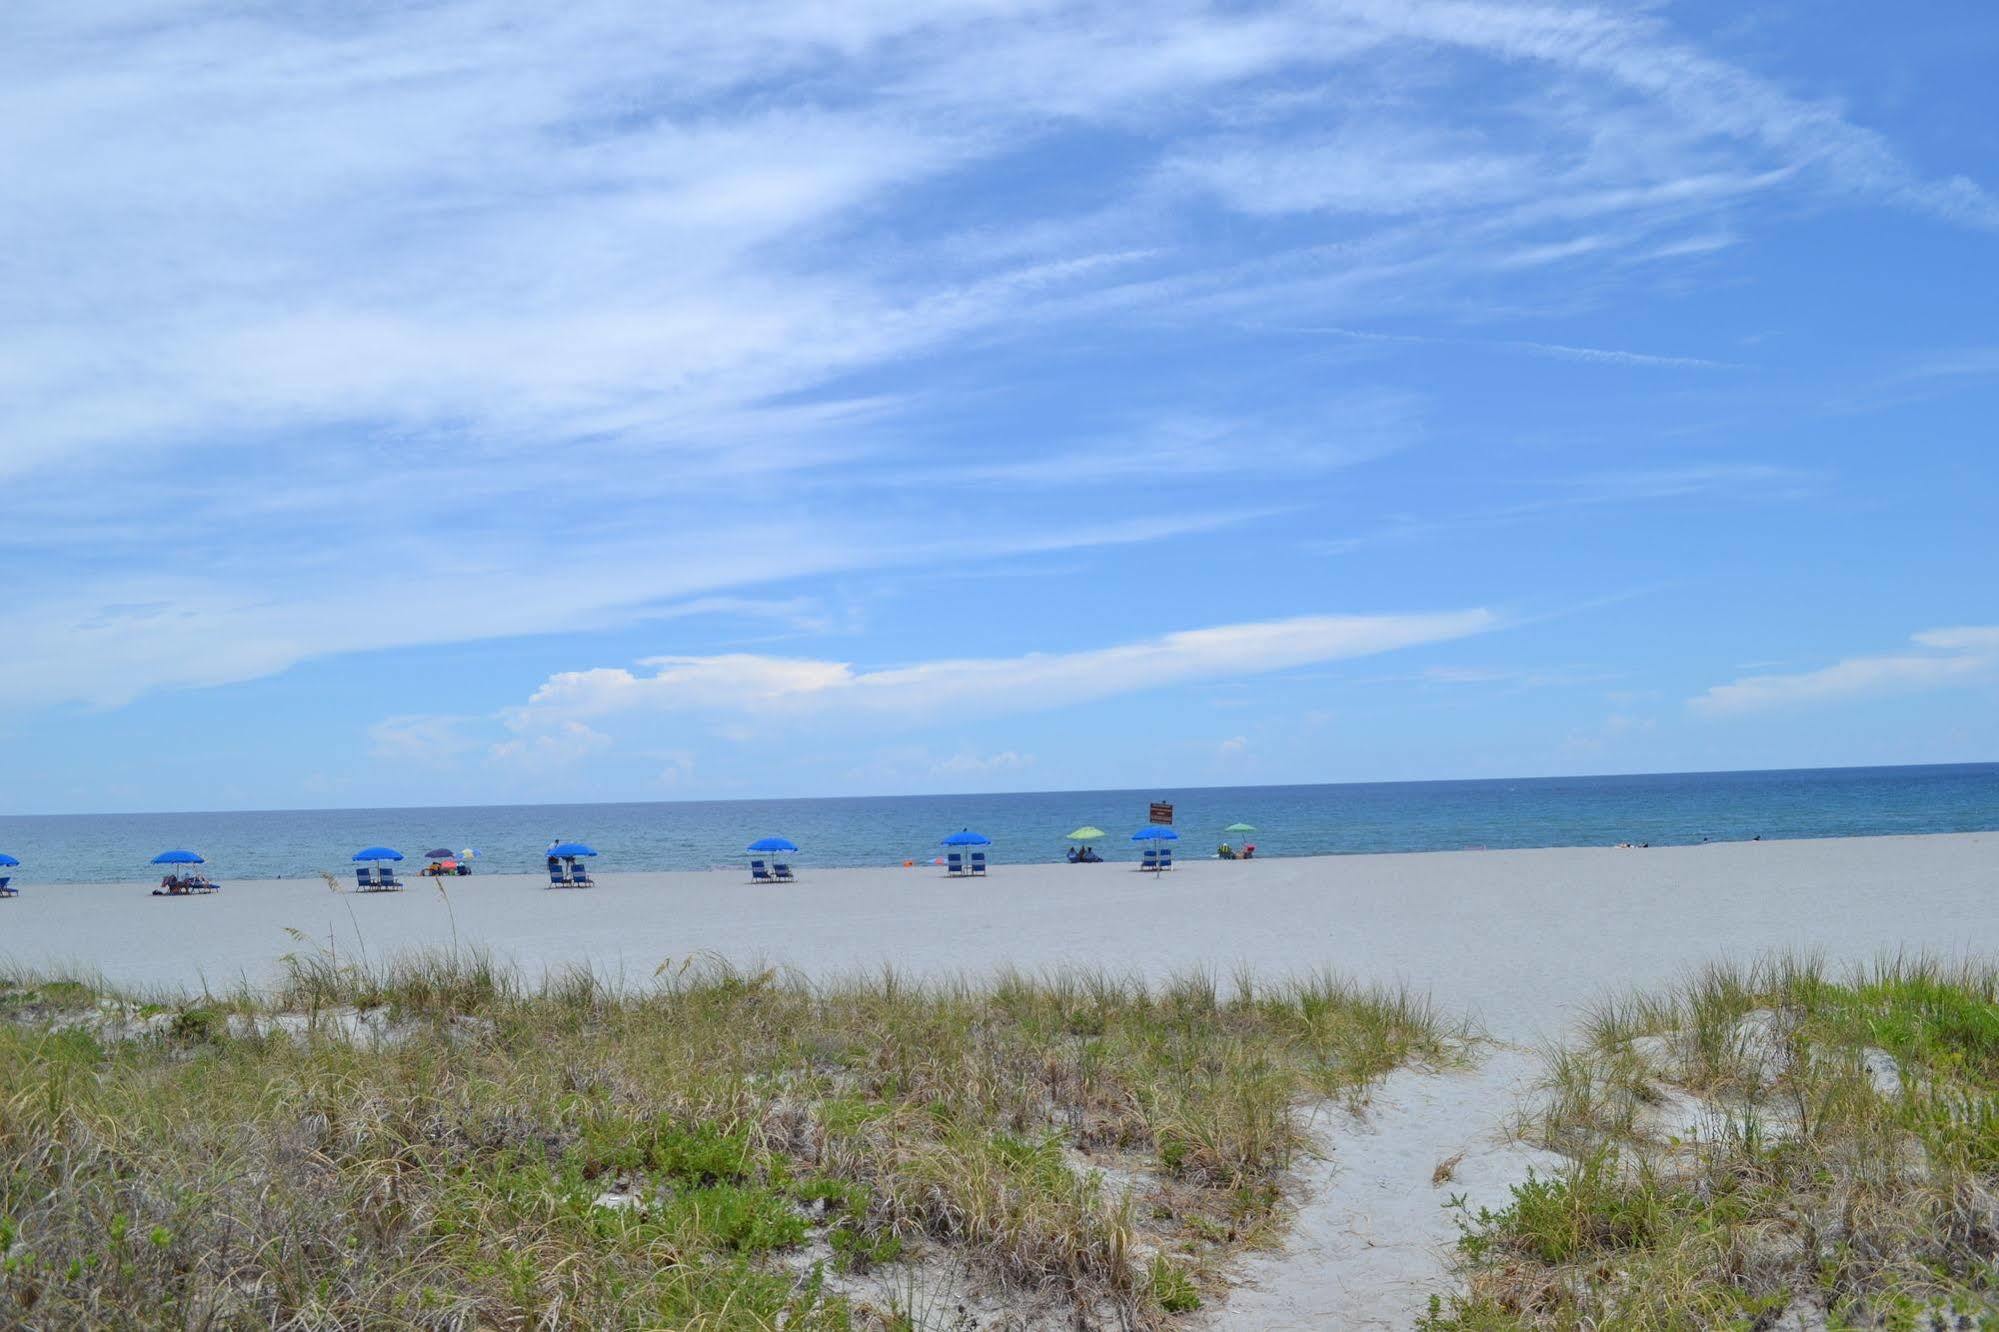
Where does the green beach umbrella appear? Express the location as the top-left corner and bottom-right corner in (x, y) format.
(1225, 823), (1257, 835)
(1066, 826), (1106, 841)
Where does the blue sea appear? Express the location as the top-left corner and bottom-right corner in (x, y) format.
(0, 763), (1994, 884)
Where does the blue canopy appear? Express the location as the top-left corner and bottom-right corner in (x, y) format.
(940, 829), (991, 846)
(1131, 826), (1180, 841)
(151, 849), (205, 865)
(747, 837), (798, 853)
(548, 841), (597, 857)
(0, 853), (18, 867)
(352, 847), (404, 862)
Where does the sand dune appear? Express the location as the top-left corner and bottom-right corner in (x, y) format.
(7, 832), (1992, 1324)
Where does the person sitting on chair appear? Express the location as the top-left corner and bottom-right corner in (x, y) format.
(1066, 847), (1081, 863)
(1241, 844), (1256, 859)
(1217, 843), (1236, 859)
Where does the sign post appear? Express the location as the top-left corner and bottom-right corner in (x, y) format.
(1148, 801), (1174, 826)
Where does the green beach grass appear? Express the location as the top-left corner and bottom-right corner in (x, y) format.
(0, 947), (1466, 1329)
(1422, 955), (1999, 1331)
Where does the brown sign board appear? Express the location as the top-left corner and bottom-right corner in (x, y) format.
(1148, 801), (1174, 825)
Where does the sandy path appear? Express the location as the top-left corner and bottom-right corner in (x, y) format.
(1208, 1048), (1562, 1330)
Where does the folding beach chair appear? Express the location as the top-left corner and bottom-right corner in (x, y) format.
(1158, 847), (1174, 871)
(567, 859), (595, 887)
(379, 866), (405, 889)
(773, 862), (795, 881)
(354, 866), (377, 890)
(547, 861), (572, 887)
(750, 859), (773, 884)
(969, 851), (987, 876)
(946, 852), (965, 876)
(0, 877), (14, 898)
(1141, 848), (1160, 872)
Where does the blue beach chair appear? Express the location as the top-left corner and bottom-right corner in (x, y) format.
(0, 877), (14, 898)
(1158, 847), (1174, 871)
(946, 852), (965, 876)
(547, 859), (572, 888)
(1141, 847), (1160, 872)
(354, 866), (377, 890)
(567, 858), (594, 887)
(773, 862), (795, 882)
(970, 851), (987, 876)
(379, 866), (404, 889)
(750, 859), (773, 884)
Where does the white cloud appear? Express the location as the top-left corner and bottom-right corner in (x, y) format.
(931, 750), (1034, 776)
(367, 714), (479, 765)
(490, 720), (614, 765)
(507, 609), (1498, 728)
(1690, 627), (1999, 715)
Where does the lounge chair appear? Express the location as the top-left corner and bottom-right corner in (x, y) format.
(379, 866), (404, 889)
(547, 861), (572, 888)
(970, 851), (987, 876)
(1158, 847), (1174, 871)
(354, 866), (377, 890)
(773, 862), (794, 882)
(568, 860), (595, 887)
(946, 852), (965, 876)
(750, 859), (773, 884)
(1141, 847), (1160, 872)
(0, 877), (14, 898)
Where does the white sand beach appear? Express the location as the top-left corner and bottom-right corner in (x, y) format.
(7, 832), (1992, 1040)
(8, 832), (1992, 1327)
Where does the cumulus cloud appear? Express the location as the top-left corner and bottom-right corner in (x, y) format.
(1690, 627), (1999, 715)
(504, 610), (1497, 729)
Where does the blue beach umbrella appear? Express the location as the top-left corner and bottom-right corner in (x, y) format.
(423, 848), (455, 861)
(547, 841), (597, 858)
(352, 846), (404, 862)
(0, 853), (19, 867)
(1130, 826), (1179, 842)
(151, 849), (205, 865)
(940, 829), (991, 846)
(747, 837), (798, 853)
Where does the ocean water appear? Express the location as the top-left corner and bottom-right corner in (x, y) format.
(0, 763), (1993, 885)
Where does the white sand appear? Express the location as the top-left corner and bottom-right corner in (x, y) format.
(7, 833), (1993, 1324)
(7, 833), (1992, 1042)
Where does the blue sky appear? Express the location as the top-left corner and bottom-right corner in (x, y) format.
(2, 0), (1995, 813)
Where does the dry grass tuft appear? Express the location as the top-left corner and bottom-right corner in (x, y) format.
(1424, 953), (1999, 1331)
(0, 949), (1465, 1329)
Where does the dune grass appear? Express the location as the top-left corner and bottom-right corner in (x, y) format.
(0, 949), (1465, 1330)
(1423, 955), (1999, 1331)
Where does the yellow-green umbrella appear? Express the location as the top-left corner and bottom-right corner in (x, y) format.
(1067, 826), (1106, 841)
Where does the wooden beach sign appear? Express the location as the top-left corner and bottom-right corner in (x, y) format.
(1148, 801), (1174, 825)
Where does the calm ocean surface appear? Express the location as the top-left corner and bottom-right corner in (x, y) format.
(1, 763), (1994, 885)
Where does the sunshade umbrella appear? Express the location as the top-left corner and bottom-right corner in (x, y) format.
(423, 848), (454, 861)
(1066, 827), (1106, 841)
(0, 853), (19, 867)
(747, 837), (798, 853)
(1225, 823), (1257, 835)
(460, 848), (477, 860)
(352, 847), (404, 862)
(547, 842), (597, 858)
(151, 849), (205, 865)
(940, 829), (991, 846)
(1130, 826), (1179, 842)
